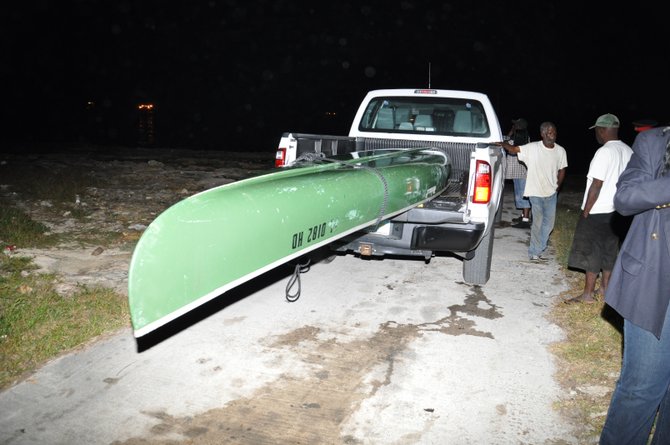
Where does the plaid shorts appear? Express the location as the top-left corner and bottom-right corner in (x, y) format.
(505, 154), (527, 179)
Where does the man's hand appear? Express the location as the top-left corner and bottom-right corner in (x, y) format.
(495, 141), (520, 154)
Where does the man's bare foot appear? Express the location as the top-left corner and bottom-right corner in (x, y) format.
(564, 294), (596, 304)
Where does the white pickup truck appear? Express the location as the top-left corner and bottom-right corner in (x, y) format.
(275, 88), (505, 284)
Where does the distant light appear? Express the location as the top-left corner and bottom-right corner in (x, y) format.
(324, 111), (337, 117)
(138, 103), (154, 110)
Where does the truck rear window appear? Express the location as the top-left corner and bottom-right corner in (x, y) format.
(358, 96), (490, 137)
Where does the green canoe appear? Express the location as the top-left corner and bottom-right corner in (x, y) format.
(128, 148), (450, 337)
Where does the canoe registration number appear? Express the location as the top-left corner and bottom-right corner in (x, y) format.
(291, 221), (330, 250)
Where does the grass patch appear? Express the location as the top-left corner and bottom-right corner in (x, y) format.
(1, 159), (122, 248)
(0, 157), (130, 389)
(0, 254), (129, 389)
(553, 194), (582, 268)
(0, 160), (101, 243)
(0, 201), (61, 248)
(550, 283), (623, 442)
(1, 161), (95, 204)
(548, 190), (624, 442)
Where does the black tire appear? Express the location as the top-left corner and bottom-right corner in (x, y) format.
(462, 224), (495, 285)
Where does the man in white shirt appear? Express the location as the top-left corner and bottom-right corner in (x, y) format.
(497, 122), (568, 261)
(565, 113), (633, 303)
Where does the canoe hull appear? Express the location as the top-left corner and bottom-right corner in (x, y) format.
(128, 149), (450, 337)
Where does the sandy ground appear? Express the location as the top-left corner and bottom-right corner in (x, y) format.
(0, 148), (586, 444)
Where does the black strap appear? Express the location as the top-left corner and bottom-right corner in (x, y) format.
(285, 259), (311, 302)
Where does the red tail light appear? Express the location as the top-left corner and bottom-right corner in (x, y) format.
(275, 148), (286, 167)
(473, 160), (491, 203)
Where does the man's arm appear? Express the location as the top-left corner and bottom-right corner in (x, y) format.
(556, 167), (566, 192)
(615, 130), (670, 215)
(496, 141), (521, 154)
(582, 178), (603, 217)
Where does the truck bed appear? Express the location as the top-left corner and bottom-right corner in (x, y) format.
(357, 137), (473, 213)
(288, 132), (502, 221)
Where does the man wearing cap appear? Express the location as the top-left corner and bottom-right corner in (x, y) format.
(496, 122), (568, 262)
(565, 113), (633, 303)
(505, 118), (532, 228)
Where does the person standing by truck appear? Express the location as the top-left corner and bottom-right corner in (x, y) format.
(505, 118), (532, 228)
(496, 122), (568, 261)
(565, 113), (632, 304)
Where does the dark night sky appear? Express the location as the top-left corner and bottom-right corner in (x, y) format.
(2, 1), (667, 172)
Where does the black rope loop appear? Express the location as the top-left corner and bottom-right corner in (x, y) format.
(285, 259), (311, 302)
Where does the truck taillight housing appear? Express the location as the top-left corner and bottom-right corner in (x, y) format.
(275, 148), (286, 167)
(473, 160), (491, 204)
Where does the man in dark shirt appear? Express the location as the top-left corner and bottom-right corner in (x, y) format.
(599, 126), (670, 445)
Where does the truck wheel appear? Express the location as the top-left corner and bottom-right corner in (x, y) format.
(462, 225), (495, 285)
